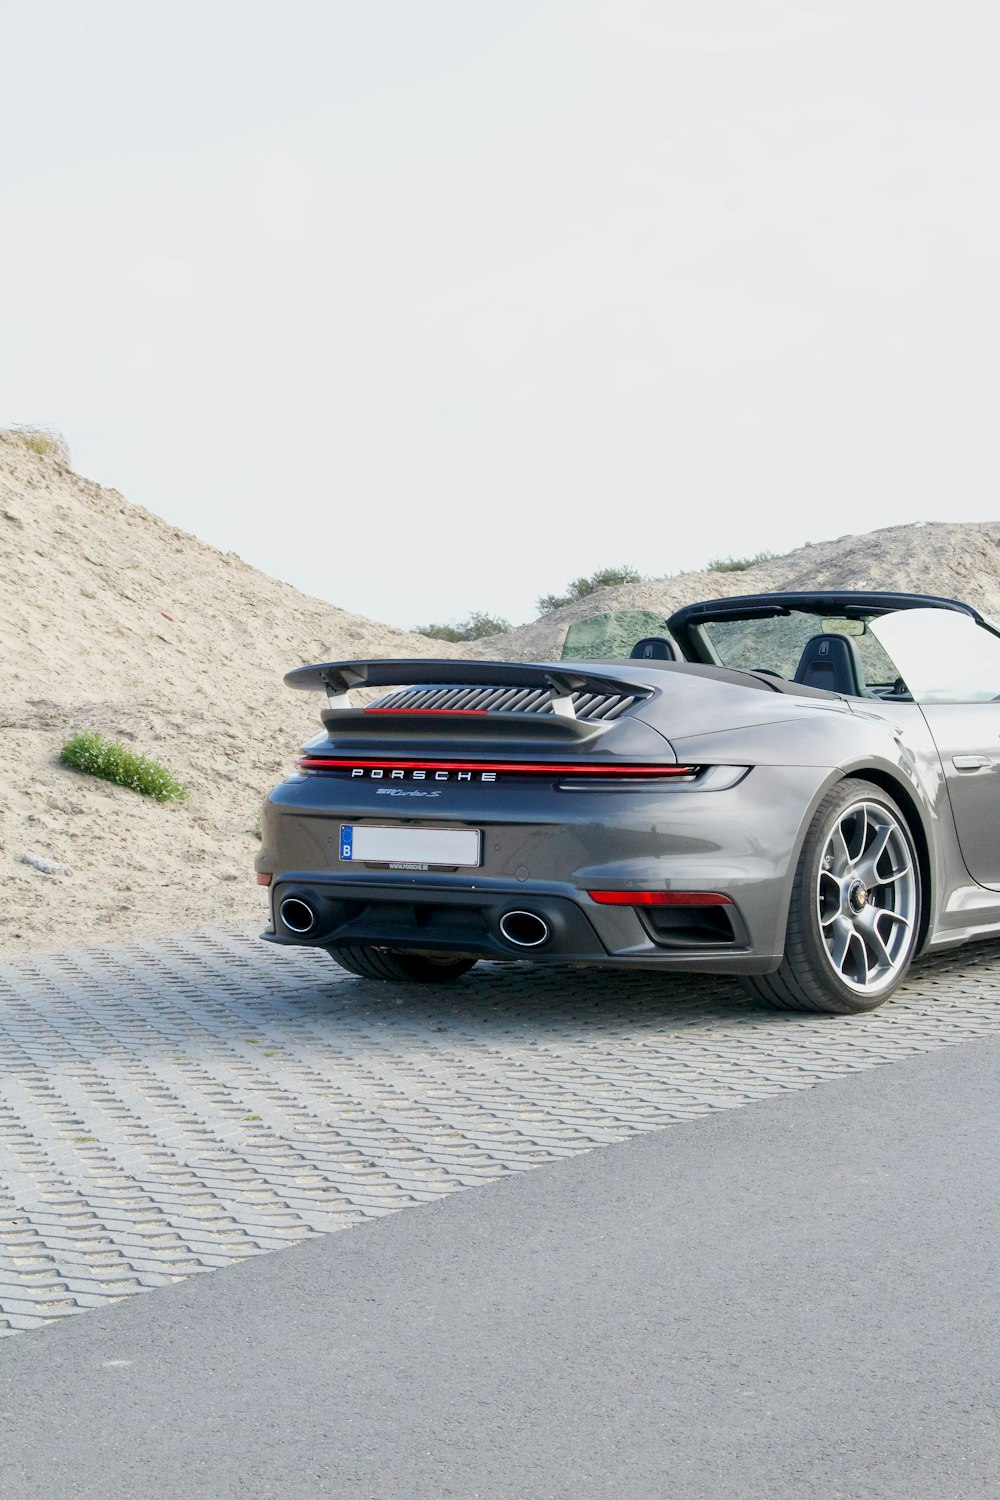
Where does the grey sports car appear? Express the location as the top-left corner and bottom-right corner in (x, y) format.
(256, 591), (1000, 1014)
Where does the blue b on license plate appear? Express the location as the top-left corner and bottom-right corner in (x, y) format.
(340, 825), (481, 867)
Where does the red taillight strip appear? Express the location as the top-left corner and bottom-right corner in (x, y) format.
(296, 757), (697, 777)
(587, 890), (732, 906)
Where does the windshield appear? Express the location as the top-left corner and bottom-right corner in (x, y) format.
(868, 608), (1000, 703)
(700, 611), (900, 688)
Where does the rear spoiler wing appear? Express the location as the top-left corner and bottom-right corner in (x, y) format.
(283, 658), (648, 720)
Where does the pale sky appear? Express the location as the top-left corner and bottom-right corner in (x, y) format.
(2, 1), (998, 629)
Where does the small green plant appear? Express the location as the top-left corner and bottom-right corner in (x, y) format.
(60, 731), (189, 803)
(3, 425), (70, 464)
(708, 550), (777, 572)
(537, 565), (642, 614)
(413, 610), (512, 642)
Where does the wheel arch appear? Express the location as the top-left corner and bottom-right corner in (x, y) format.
(771, 762), (934, 963)
(835, 766), (933, 955)
(747, 763), (933, 1012)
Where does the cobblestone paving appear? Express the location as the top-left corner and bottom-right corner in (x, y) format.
(2, 929), (999, 1334)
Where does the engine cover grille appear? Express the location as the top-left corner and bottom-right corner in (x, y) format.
(370, 684), (640, 721)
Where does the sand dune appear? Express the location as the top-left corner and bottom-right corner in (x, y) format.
(0, 433), (462, 955)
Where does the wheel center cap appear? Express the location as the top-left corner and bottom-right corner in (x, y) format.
(849, 881), (869, 912)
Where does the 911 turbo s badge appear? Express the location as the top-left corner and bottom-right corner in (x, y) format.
(375, 788), (443, 797)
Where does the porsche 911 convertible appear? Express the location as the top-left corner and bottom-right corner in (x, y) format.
(256, 591), (1000, 1014)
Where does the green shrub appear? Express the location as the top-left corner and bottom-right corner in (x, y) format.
(537, 565), (642, 615)
(60, 732), (189, 803)
(708, 551), (777, 572)
(413, 610), (512, 642)
(3, 425), (71, 464)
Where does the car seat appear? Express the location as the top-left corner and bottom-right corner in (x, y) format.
(792, 633), (868, 696)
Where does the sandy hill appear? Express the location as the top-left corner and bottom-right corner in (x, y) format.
(3, 431), (1000, 957)
(0, 432), (464, 955)
(473, 524), (1000, 660)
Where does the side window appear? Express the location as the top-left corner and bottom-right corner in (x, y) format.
(561, 610), (668, 661)
(869, 609), (1000, 703)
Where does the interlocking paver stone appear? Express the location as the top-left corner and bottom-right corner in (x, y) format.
(2, 925), (1000, 1333)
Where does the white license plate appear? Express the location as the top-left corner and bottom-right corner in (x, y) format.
(339, 825), (481, 868)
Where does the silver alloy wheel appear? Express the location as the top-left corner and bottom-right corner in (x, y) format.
(816, 798), (918, 997)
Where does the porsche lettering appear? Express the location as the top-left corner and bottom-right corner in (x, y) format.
(350, 768), (497, 782)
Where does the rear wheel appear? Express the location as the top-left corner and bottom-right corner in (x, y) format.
(742, 779), (921, 1014)
(328, 946), (478, 983)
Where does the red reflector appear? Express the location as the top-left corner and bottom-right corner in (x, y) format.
(587, 890), (732, 906)
(256, 872), (273, 886)
(296, 757), (696, 777)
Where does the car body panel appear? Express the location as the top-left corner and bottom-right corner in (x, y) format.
(261, 761), (835, 969)
(918, 704), (1000, 890)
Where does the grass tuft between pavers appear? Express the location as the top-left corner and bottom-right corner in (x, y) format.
(60, 731), (189, 803)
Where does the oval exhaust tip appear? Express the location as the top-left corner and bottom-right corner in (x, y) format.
(499, 910), (551, 949)
(279, 896), (317, 935)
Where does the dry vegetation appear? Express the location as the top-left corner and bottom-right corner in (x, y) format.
(2, 425), (71, 464)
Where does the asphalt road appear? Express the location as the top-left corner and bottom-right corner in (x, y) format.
(1, 1035), (998, 1500)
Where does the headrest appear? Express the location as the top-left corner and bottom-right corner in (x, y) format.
(630, 636), (675, 661)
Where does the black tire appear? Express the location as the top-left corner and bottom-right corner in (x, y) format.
(328, 946), (478, 983)
(741, 778), (921, 1015)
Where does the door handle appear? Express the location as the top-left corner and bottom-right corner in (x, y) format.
(952, 755), (992, 770)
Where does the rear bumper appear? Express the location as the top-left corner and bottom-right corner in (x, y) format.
(262, 874), (779, 974)
(257, 762), (835, 974)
